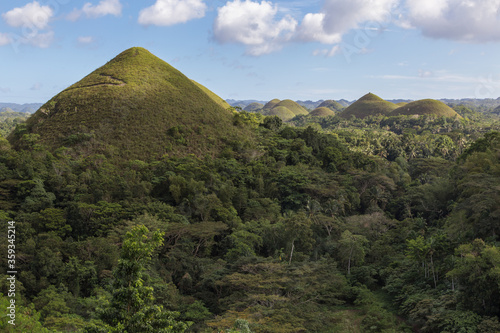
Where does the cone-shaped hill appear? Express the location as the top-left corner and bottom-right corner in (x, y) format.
(391, 99), (461, 118)
(310, 107), (336, 117)
(10, 47), (247, 160)
(318, 100), (344, 112)
(262, 99), (281, 111)
(267, 106), (296, 121)
(273, 100), (309, 116)
(339, 93), (398, 119)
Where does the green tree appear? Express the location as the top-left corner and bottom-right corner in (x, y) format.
(337, 230), (369, 275)
(85, 225), (190, 333)
(447, 239), (500, 316)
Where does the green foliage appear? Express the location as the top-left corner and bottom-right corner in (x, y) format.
(447, 239), (500, 316)
(86, 225), (190, 332)
(0, 293), (52, 332)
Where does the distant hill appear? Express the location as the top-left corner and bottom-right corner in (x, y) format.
(262, 99), (281, 112)
(310, 107), (336, 117)
(318, 100), (344, 111)
(0, 103), (42, 113)
(9, 47), (248, 160)
(339, 93), (398, 119)
(273, 100), (308, 116)
(296, 100), (322, 110)
(226, 99), (267, 109)
(388, 99), (412, 105)
(337, 99), (353, 107)
(391, 99), (462, 118)
(268, 106), (296, 121)
(244, 102), (264, 112)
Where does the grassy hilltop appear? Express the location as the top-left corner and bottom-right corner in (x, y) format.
(340, 92), (399, 119)
(310, 107), (336, 117)
(391, 99), (462, 118)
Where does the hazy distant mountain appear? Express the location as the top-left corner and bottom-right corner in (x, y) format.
(228, 99), (353, 110)
(226, 99), (267, 109)
(0, 103), (42, 113)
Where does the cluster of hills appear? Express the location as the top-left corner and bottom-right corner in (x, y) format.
(339, 92), (461, 119)
(237, 92), (462, 121)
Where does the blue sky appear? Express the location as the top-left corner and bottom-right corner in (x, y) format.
(1, 0), (500, 104)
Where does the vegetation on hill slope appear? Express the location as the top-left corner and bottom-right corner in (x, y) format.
(0, 109), (29, 137)
(340, 93), (398, 119)
(191, 80), (231, 109)
(10, 47), (248, 160)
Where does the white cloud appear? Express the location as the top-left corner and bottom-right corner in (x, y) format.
(2, 1), (54, 30)
(78, 36), (95, 44)
(373, 71), (480, 84)
(405, 0), (500, 42)
(313, 45), (341, 57)
(138, 0), (206, 26)
(213, 0), (297, 56)
(27, 31), (54, 48)
(0, 33), (11, 46)
(68, 0), (122, 20)
(298, 13), (342, 44)
(298, 0), (397, 44)
(31, 82), (43, 91)
(83, 0), (122, 18)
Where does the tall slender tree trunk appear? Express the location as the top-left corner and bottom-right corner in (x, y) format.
(430, 254), (437, 288)
(289, 240), (295, 265)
